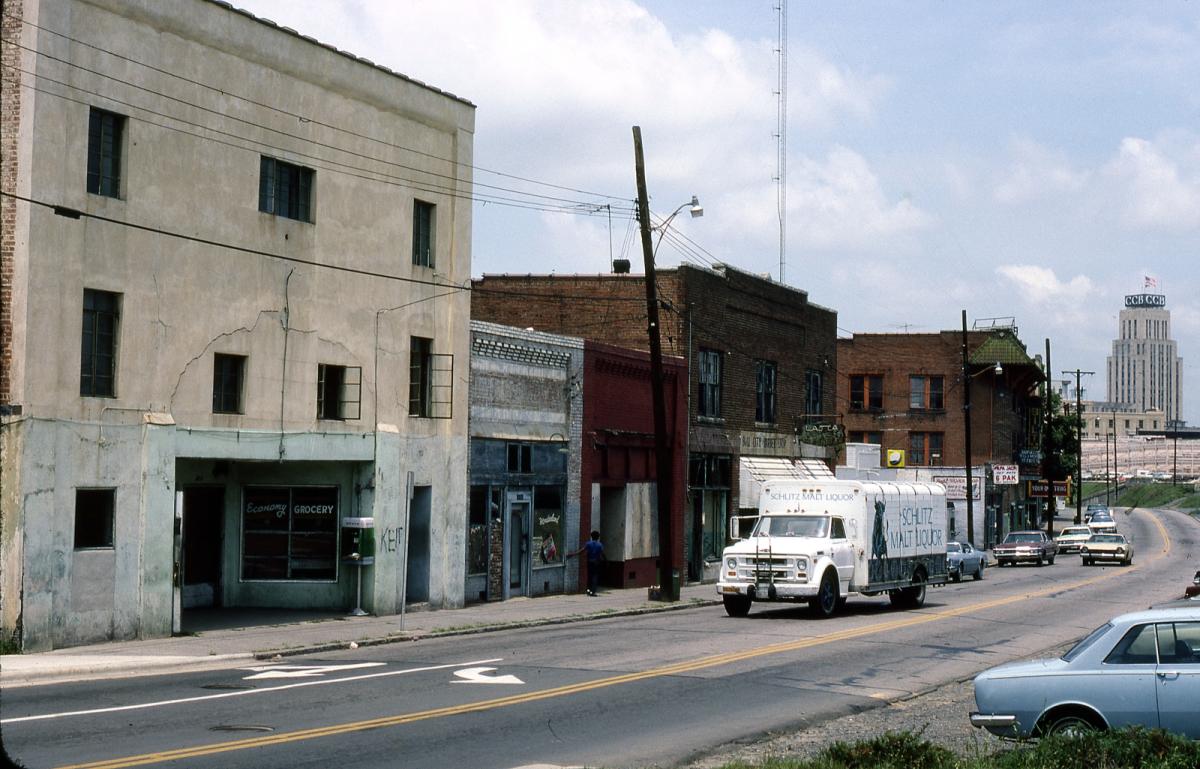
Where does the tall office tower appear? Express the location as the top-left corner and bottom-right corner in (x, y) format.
(1107, 292), (1183, 425)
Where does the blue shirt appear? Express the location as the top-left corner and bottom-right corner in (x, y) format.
(583, 540), (604, 563)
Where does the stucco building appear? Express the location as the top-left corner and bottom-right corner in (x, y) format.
(1106, 292), (1183, 426)
(1, 0), (475, 650)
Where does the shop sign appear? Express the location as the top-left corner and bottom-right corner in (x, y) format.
(1028, 479), (1071, 498)
(932, 475), (982, 501)
(992, 464), (1019, 485)
(738, 430), (798, 457)
(1018, 449), (1043, 466)
(797, 423), (845, 448)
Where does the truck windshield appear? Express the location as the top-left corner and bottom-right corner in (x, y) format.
(752, 515), (829, 538)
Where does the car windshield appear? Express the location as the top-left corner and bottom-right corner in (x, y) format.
(1004, 533), (1042, 543)
(1090, 534), (1124, 543)
(946, 543), (962, 553)
(1063, 622), (1113, 662)
(1091, 513), (1113, 521)
(753, 515), (829, 538)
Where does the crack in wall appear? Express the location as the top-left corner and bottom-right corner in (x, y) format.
(168, 309), (281, 409)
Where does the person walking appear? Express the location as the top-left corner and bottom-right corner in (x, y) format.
(571, 530), (606, 596)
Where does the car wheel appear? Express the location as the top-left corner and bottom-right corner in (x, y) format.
(974, 561), (984, 581)
(1036, 554), (1044, 566)
(1048, 554), (1055, 565)
(722, 594), (751, 618)
(1043, 712), (1103, 737)
(809, 569), (839, 618)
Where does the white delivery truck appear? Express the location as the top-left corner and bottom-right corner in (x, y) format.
(717, 479), (949, 618)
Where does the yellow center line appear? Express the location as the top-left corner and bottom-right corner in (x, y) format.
(56, 510), (1175, 769)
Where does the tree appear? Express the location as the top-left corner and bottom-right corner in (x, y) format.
(1042, 391), (1079, 532)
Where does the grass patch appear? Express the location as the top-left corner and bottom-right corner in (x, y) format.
(1117, 483), (1196, 509)
(708, 729), (1200, 769)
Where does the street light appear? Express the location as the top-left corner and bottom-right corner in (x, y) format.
(653, 196), (703, 257)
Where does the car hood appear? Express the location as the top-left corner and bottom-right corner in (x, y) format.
(976, 657), (1069, 681)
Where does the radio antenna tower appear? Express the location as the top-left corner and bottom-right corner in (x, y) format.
(775, 1), (788, 284)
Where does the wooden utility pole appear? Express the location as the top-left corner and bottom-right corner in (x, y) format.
(1062, 368), (1093, 524)
(961, 311), (975, 546)
(1043, 339), (1054, 537)
(632, 126), (677, 601)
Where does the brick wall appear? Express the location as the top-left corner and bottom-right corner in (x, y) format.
(0, 0), (23, 405)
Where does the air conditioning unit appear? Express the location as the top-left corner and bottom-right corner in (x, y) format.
(886, 449), (906, 468)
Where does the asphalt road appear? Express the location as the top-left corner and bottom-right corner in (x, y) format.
(4, 506), (1195, 769)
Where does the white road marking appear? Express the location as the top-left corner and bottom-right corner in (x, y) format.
(0, 658), (503, 724)
(241, 662), (385, 679)
(451, 666), (524, 685)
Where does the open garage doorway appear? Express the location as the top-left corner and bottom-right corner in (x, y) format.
(181, 486), (225, 609)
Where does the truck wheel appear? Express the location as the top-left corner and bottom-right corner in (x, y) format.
(722, 594), (751, 618)
(809, 570), (839, 618)
(890, 570), (927, 609)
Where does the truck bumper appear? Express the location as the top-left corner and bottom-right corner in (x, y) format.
(717, 582), (817, 600)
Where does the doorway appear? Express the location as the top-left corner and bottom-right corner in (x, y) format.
(181, 486), (225, 609)
(505, 490), (531, 598)
(406, 485), (431, 603)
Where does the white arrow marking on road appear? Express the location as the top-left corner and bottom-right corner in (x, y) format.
(451, 666), (524, 685)
(241, 662), (385, 680)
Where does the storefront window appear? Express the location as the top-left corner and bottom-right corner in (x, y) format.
(468, 485), (490, 575)
(242, 486), (337, 581)
(533, 485), (563, 567)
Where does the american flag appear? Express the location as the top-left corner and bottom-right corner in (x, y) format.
(1145, 275), (1158, 289)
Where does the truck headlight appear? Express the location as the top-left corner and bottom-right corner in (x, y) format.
(726, 557), (737, 570)
(795, 557), (807, 571)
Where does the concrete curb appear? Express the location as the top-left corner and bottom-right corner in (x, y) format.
(253, 598), (723, 659)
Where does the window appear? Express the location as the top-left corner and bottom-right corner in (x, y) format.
(755, 360), (776, 423)
(412, 200), (435, 267)
(74, 489), (115, 549)
(533, 485), (564, 566)
(909, 375), (945, 410)
(316, 364), (361, 420)
(698, 348), (723, 418)
(805, 370), (823, 420)
(1105, 623), (1159, 665)
(909, 432), (944, 465)
(467, 486), (491, 576)
(212, 354), (246, 414)
(849, 431), (883, 445)
(849, 374), (883, 411)
(259, 156), (314, 222)
(1156, 622), (1200, 664)
(507, 443), (532, 473)
(81, 289), (120, 397)
(87, 107), (124, 198)
(409, 337), (433, 417)
(830, 518), (847, 540)
(242, 486), (337, 581)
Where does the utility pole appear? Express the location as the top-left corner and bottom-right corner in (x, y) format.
(1043, 339), (1054, 537)
(1062, 368), (1094, 525)
(632, 126), (677, 602)
(959, 311), (976, 546)
(1104, 425), (1111, 506)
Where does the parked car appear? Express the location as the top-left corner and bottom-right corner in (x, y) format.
(1087, 511), (1118, 534)
(993, 530), (1056, 567)
(971, 605), (1200, 738)
(1054, 525), (1093, 554)
(946, 541), (985, 582)
(1080, 533), (1134, 566)
(1187, 570), (1200, 599)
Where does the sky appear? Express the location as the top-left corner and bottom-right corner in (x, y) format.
(234, 0), (1200, 425)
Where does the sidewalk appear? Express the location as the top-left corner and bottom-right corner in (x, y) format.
(0, 584), (720, 687)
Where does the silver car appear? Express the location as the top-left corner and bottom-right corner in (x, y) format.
(946, 541), (985, 582)
(971, 606), (1200, 738)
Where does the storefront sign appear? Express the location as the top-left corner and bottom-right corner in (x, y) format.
(1028, 479), (1071, 498)
(737, 430), (798, 457)
(1018, 449), (1043, 466)
(242, 486), (338, 581)
(992, 464), (1019, 485)
(932, 475), (982, 501)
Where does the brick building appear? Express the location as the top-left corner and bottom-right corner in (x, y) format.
(837, 327), (1044, 544)
(582, 340), (687, 589)
(472, 262), (838, 581)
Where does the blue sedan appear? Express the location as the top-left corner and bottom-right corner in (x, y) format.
(970, 606), (1200, 738)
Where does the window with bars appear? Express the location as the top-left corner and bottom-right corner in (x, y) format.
(698, 348), (723, 418)
(316, 364), (361, 420)
(212, 354), (246, 414)
(81, 289), (120, 397)
(849, 374), (883, 411)
(87, 107), (125, 198)
(412, 200), (435, 267)
(755, 359), (776, 423)
(259, 156), (314, 222)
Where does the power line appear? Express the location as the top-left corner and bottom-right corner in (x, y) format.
(1, 9), (630, 205)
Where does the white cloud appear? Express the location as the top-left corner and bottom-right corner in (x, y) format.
(996, 265), (1095, 304)
(1104, 137), (1200, 230)
(993, 138), (1088, 204)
